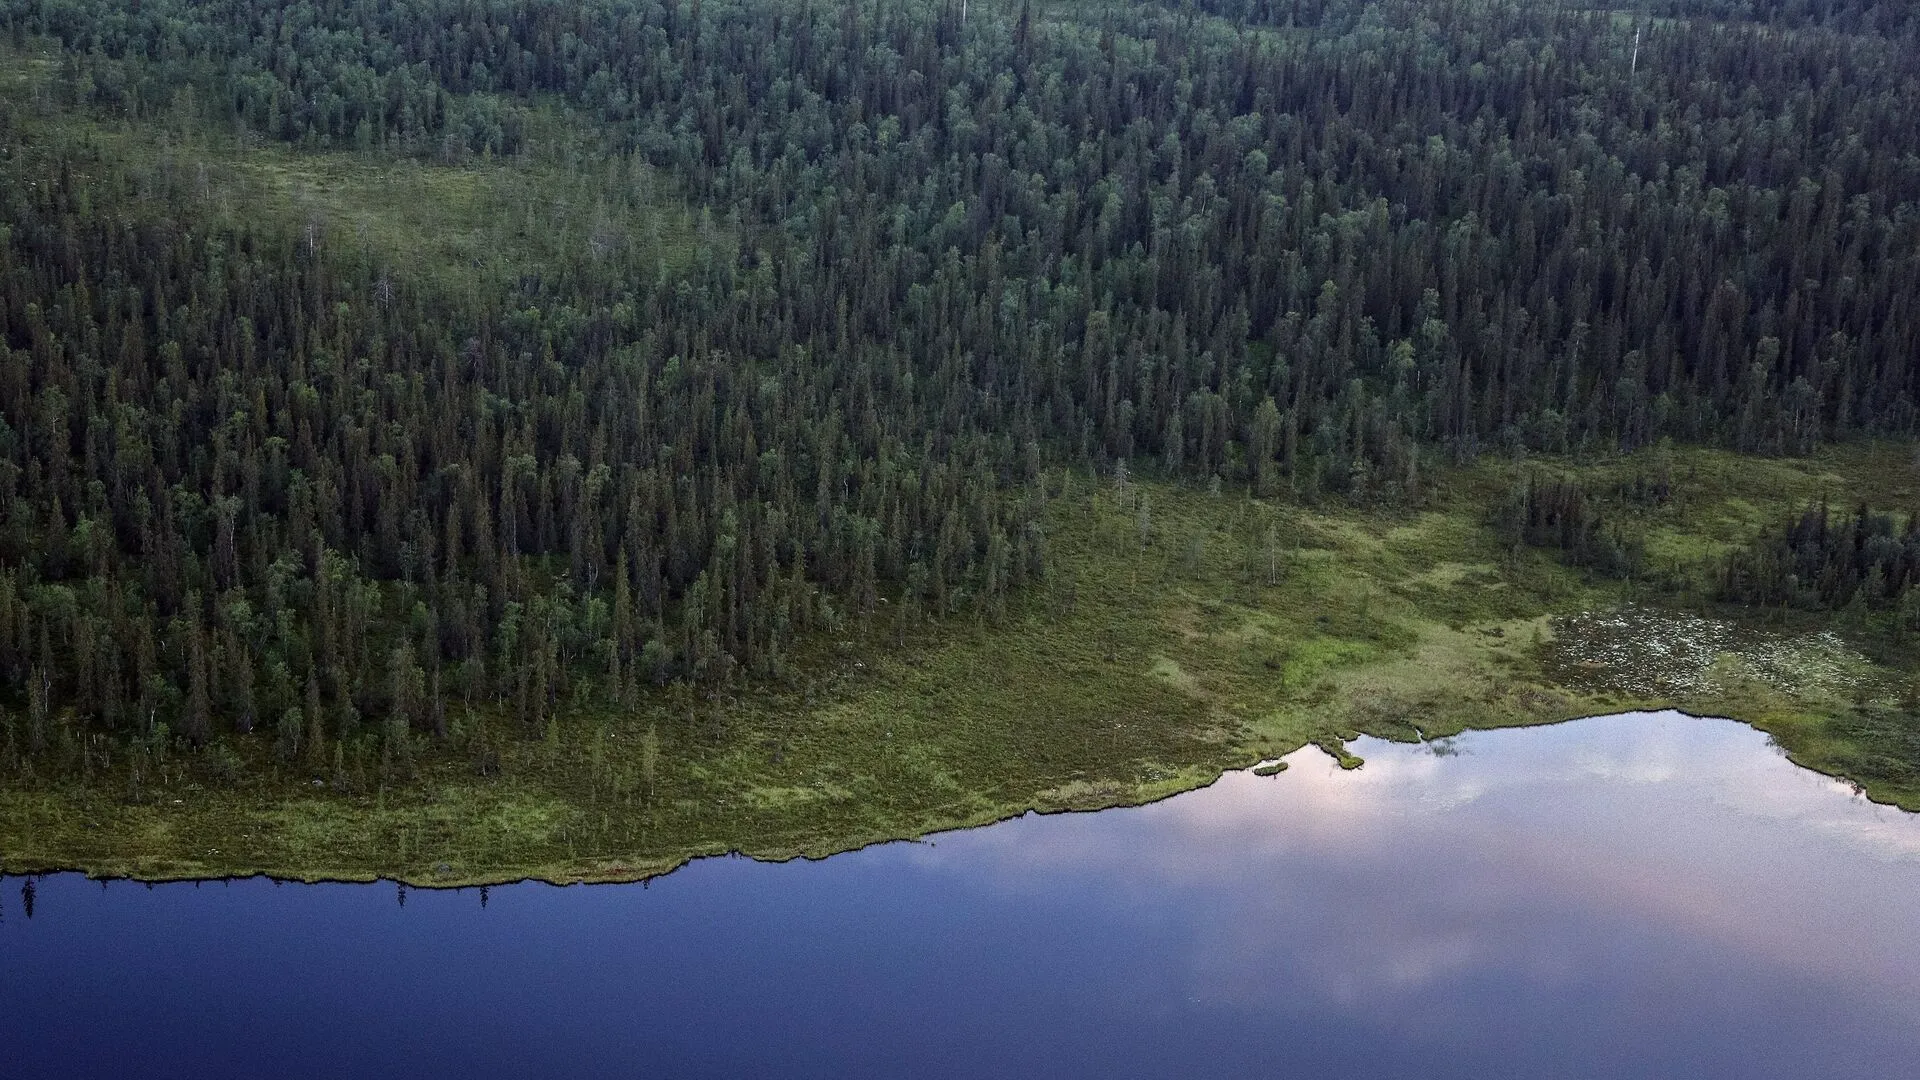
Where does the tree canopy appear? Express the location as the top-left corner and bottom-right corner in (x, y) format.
(1, 0), (1916, 773)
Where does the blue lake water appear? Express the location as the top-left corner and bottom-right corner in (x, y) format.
(5, 711), (1920, 1078)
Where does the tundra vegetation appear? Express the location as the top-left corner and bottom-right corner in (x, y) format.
(0, 0), (1916, 883)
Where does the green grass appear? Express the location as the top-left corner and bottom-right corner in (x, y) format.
(1, 44), (711, 297)
(182, 136), (708, 297)
(6, 442), (1918, 887)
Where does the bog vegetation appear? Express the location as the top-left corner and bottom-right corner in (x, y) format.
(0, 0), (1917, 877)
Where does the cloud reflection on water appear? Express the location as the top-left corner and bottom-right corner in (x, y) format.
(9, 711), (1920, 1078)
(909, 711), (1920, 1031)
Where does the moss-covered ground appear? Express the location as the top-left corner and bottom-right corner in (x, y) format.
(5, 442), (1917, 886)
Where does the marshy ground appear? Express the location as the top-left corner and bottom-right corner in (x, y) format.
(5, 442), (1916, 887)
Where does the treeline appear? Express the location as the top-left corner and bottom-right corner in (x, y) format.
(0, 115), (1044, 771)
(1495, 476), (1646, 579)
(1719, 504), (1920, 631)
(1, 0), (1918, 772)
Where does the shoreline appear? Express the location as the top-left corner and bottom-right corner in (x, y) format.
(6, 445), (1918, 888)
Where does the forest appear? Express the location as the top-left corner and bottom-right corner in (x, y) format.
(0, 0), (1917, 877)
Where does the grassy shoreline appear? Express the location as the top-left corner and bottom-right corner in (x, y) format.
(6, 41), (1915, 890)
(5, 443), (1917, 888)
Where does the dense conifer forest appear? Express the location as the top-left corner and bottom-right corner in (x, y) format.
(1, 0), (1916, 802)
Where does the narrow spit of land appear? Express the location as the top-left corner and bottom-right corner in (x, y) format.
(4, 443), (1915, 887)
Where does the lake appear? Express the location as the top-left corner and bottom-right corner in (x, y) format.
(5, 711), (1920, 1078)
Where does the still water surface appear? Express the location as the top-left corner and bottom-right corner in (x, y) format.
(5, 711), (1920, 1078)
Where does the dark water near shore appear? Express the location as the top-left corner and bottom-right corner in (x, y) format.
(5, 711), (1920, 1078)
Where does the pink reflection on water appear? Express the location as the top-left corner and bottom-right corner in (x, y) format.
(908, 712), (1920, 1026)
